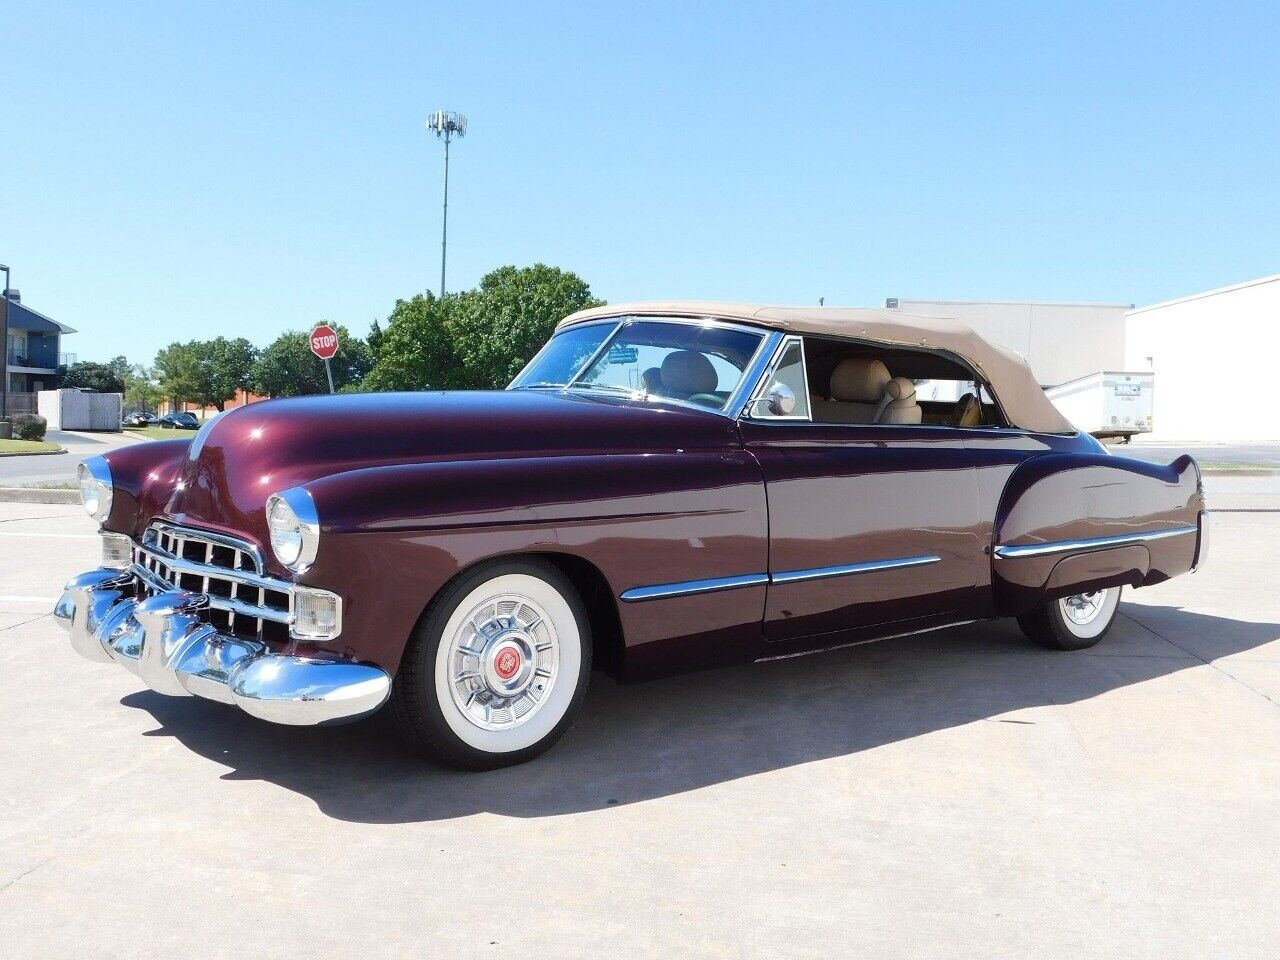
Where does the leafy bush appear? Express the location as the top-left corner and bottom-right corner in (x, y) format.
(12, 414), (48, 442)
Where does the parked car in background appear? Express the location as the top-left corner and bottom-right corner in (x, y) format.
(122, 413), (159, 428)
(158, 412), (199, 430)
(56, 302), (1208, 770)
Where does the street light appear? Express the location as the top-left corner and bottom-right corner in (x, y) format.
(425, 110), (467, 298)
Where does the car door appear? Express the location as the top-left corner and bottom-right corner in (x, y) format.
(738, 337), (988, 644)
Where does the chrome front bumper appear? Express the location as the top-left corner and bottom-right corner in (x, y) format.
(55, 568), (391, 726)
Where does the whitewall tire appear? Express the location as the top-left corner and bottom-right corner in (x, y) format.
(1017, 587), (1122, 651)
(390, 558), (592, 769)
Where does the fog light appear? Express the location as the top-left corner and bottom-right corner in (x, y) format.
(101, 532), (132, 570)
(291, 587), (343, 641)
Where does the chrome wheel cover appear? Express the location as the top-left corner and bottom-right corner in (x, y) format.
(1060, 590), (1108, 626)
(447, 594), (559, 731)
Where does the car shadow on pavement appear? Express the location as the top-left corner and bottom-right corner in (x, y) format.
(119, 604), (1280, 824)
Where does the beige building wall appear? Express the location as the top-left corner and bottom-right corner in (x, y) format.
(1125, 274), (1280, 442)
(888, 299), (1130, 386)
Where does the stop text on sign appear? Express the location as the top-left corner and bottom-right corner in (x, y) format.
(310, 325), (339, 360)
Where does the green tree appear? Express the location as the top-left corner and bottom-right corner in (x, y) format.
(364, 266), (604, 392)
(59, 361), (127, 394)
(154, 342), (204, 407)
(198, 337), (258, 411)
(447, 265), (604, 389)
(105, 355), (133, 382)
(362, 293), (471, 392)
(251, 325), (372, 397)
(122, 364), (164, 414)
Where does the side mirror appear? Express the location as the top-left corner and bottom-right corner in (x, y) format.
(750, 382), (797, 417)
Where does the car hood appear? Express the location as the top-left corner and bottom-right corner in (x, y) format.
(146, 390), (740, 551)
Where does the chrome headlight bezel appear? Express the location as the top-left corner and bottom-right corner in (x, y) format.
(265, 487), (320, 575)
(78, 457), (114, 524)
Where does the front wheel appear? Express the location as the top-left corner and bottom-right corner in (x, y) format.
(390, 558), (592, 770)
(1017, 587), (1122, 651)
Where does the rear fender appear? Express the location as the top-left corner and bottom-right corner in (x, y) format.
(992, 453), (1204, 615)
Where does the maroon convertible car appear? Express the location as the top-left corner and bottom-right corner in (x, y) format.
(57, 302), (1207, 768)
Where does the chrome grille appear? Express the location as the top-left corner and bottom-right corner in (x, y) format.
(132, 522), (292, 643)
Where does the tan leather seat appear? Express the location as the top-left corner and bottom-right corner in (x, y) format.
(879, 376), (922, 424)
(952, 392), (982, 428)
(660, 351), (717, 399)
(811, 358), (891, 423)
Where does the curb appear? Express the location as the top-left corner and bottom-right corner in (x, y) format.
(0, 447), (66, 458)
(0, 487), (80, 504)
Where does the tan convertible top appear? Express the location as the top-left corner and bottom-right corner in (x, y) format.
(559, 300), (1075, 434)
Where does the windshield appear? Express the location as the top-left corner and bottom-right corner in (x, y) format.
(511, 317), (766, 412)
(509, 322), (615, 389)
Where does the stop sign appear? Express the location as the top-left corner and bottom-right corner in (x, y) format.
(310, 325), (339, 360)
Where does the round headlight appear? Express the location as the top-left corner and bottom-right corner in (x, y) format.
(265, 488), (320, 573)
(78, 457), (114, 523)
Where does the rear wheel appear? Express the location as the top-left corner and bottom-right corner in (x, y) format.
(1017, 587), (1121, 651)
(390, 558), (592, 770)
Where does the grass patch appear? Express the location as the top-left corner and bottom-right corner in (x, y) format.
(126, 427), (199, 440)
(0, 438), (63, 456)
(1199, 461), (1280, 473)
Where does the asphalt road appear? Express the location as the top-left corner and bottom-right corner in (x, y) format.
(1, 505), (1277, 958)
(0, 431), (142, 486)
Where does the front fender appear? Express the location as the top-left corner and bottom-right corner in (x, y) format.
(294, 451), (768, 676)
(992, 452), (1204, 615)
(100, 439), (192, 538)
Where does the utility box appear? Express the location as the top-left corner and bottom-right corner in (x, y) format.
(1045, 371), (1154, 442)
(37, 389), (123, 431)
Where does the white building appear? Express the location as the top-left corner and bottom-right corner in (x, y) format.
(885, 298), (1132, 387)
(1125, 274), (1280, 442)
(888, 278), (1279, 442)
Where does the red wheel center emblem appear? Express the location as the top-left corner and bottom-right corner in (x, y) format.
(494, 648), (521, 681)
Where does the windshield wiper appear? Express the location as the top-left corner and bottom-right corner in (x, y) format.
(513, 382), (568, 390)
(566, 382), (641, 396)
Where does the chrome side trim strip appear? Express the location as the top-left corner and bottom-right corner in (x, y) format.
(619, 554), (943, 601)
(620, 573), (770, 603)
(993, 524), (1198, 560)
(769, 555), (941, 584)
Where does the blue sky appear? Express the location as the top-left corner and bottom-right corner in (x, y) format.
(2, 0), (1276, 363)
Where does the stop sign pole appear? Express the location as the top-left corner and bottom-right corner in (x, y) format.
(309, 324), (340, 393)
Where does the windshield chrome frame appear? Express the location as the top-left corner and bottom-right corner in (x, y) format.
(510, 314), (779, 420)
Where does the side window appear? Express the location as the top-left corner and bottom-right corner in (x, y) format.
(802, 335), (1008, 428)
(752, 338), (810, 420)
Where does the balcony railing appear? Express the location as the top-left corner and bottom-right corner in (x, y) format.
(6, 347), (60, 370)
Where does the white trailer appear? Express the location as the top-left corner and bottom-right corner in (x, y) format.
(1045, 371), (1154, 442)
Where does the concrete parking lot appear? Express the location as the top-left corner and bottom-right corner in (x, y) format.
(1, 504), (1278, 959)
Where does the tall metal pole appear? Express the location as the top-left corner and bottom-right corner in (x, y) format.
(440, 132), (450, 298)
(426, 111), (466, 299)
